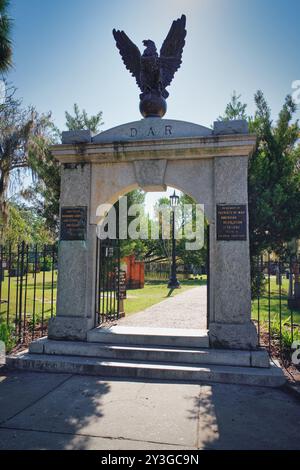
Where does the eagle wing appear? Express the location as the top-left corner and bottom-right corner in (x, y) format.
(112, 29), (142, 90)
(159, 15), (186, 89)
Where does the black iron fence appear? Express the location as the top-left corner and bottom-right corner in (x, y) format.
(95, 238), (124, 325)
(144, 261), (207, 281)
(252, 256), (300, 362)
(1, 241), (299, 366)
(0, 243), (58, 350)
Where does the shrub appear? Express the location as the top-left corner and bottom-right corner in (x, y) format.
(0, 322), (16, 353)
(270, 315), (300, 351)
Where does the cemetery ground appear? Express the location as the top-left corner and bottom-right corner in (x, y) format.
(251, 276), (300, 366)
(0, 274), (206, 352)
(1, 272), (300, 357)
(0, 273), (206, 322)
(0, 271), (57, 320)
(123, 277), (207, 316)
(1, 271), (299, 328)
(0, 271), (57, 351)
(252, 276), (300, 325)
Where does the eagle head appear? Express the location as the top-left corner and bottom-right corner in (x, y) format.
(142, 40), (157, 57)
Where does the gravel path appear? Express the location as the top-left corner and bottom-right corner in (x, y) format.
(118, 286), (207, 329)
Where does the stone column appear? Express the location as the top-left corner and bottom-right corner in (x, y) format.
(48, 163), (96, 341)
(208, 155), (258, 350)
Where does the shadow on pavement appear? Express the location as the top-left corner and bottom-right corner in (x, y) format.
(187, 382), (300, 450)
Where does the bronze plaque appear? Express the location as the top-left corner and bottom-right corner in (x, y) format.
(217, 205), (247, 241)
(117, 270), (127, 300)
(60, 207), (87, 241)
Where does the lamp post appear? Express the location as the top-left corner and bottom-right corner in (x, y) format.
(168, 190), (180, 289)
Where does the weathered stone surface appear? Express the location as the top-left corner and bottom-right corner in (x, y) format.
(60, 163), (90, 207)
(62, 130), (92, 144)
(55, 163), (97, 331)
(215, 156), (249, 203)
(251, 349), (270, 368)
(93, 118), (213, 143)
(133, 159), (167, 191)
(48, 317), (92, 341)
(29, 337), (47, 354)
(214, 120), (248, 135)
(213, 241), (252, 323)
(90, 158), (215, 225)
(87, 326), (209, 348)
(6, 351), (286, 387)
(209, 322), (258, 350)
(56, 241), (88, 317)
(30, 338), (252, 367)
(212, 155), (252, 329)
(165, 159), (214, 223)
(53, 133), (256, 166)
(52, 119), (258, 351)
(91, 162), (137, 224)
(28, 334), (269, 369)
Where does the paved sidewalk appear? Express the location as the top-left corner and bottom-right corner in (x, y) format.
(0, 369), (299, 450)
(119, 286), (207, 329)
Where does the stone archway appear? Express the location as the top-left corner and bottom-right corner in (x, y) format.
(48, 118), (258, 350)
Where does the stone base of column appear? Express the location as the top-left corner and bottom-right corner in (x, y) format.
(209, 321), (258, 350)
(48, 317), (93, 341)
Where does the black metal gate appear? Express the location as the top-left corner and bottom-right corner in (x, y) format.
(0, 243), (57, 347)
(206, 225), (210, 329)
(95, 237), (124, 325)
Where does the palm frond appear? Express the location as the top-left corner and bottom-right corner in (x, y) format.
(0, 0), (13, 72)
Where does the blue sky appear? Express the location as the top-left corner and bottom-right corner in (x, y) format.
(7, 0), (300, 130)
(5, 0), (300, 212)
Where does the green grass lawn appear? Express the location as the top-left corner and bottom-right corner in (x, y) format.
(251, 275), (300, 325)
(123, 277), (207, 316)
(0, 270), (57, 325)
(0, 272), (205, 325)
(1, 269), (298, 331)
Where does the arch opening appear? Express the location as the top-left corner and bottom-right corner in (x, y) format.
(94, 185), (209, 331)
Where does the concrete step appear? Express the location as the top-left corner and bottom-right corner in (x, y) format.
(87, 326), (210, 348)
(29, 338), (270, 368)
(6, 352), (286, 387)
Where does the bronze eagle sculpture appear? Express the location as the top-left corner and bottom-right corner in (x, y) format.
(113, 15), (187, 118)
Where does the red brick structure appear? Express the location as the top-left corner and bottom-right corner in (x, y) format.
(123, 255), (145, 289)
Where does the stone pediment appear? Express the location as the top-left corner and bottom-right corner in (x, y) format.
(92, 118), (213, 143)
(57, 120), (253, 164)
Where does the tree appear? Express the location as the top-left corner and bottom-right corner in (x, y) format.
(139, 194), (207, 271)
(26, 105), (105, 236)
(176, 194), (208, 271)
(219, 90), (300, 256)
(4, 202), (53, 248)
(0, 0), (12, 73)
(0, 83), (46, 241)
(248, 91), (300, 258)
(219, 90), (300, 295)
(141, 196), (171, 262)
(218, 90), (248, 121)
(0, 82), (58, 242)
(116, 189), (147, 258)
(65, 103), (104, 134)
(26, 122), (60, 236)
